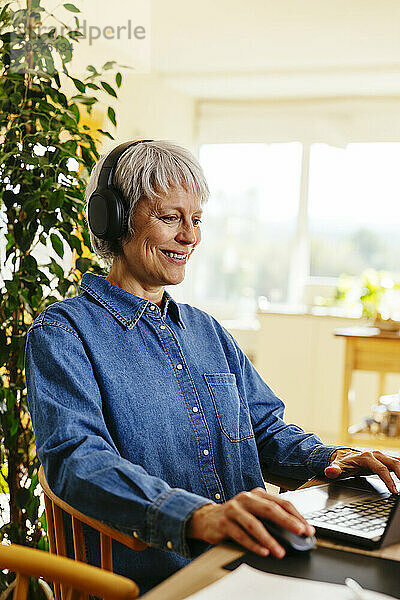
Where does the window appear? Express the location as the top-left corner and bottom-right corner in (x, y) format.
(183, 143), (302, 318)
(308, 143), (400, 277)
(175, 142), (400, 320)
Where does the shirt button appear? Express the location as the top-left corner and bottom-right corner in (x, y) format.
(133, 531), (139, 538)
(192, 406), (198, 413)
(176, 364), (183, 370)
(215, 493), (221, 500)
(149, 305), (156, 311)
(166, 540), (173, 549)
(160, 325), (166, 330)
(203, 449), (209, 456)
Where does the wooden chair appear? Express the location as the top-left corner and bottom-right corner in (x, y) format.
(0, 543), (139, 600)
(38, 466), (147, 600)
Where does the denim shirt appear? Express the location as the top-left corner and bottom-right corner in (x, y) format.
(25, 273), (340, 594)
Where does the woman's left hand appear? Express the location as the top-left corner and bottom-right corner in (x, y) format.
(324, 449), (400, 494)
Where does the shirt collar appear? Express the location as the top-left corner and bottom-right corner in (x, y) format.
(80, 273), (186, 330)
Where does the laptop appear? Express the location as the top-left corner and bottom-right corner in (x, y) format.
(281, 474), (400, 549)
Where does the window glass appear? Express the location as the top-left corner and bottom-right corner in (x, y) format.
(187, 143), (302, 317)
(308, 143), (400, 278)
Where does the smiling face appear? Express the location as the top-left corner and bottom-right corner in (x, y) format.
(112, 186), (202, 301)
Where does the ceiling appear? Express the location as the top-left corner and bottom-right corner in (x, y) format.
(44, 0), (400, 101)
(151, 0), (400, 99)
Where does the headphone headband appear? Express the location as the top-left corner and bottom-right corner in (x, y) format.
(97, 139), (153, 190)
(87, 139), (153, 241)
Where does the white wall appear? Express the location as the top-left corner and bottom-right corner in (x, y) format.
(228, 314), (400, 445)
(196, 98), (400, 146)
(89, 73), (196, 152)
(114, 74), (196, 148)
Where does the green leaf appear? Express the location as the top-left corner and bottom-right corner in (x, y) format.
(97, 129), (114, 140)
(21, 255), (38, 275)
(102, 61), (116, 70)
(38, 536), (49, 552)
(63, 3), (80, 13)
(107, 106), (116, 126)
(49, 259), (64, 280)
(71, 77), (86, 93)
(54, 36), (73, 63)
(68, 30), (84, 41)
(68, 102), (80, 122)
(0, 3), (10, 22)
(50, 233), (64, 258)
(68, 234), (82, 254)
(58, 278), (73, 296)
(76, 257), (91, 273)
(72, 94), (97, 106)
(115, 72), (122, 88)
(101, 81), (117, 98)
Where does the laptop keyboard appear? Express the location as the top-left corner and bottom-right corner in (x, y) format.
(304, 496), (396, 533)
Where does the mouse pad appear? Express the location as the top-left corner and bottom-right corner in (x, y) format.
(223, 546), (400, 598)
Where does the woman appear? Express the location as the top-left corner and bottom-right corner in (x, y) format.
(25, 140), (400, 595)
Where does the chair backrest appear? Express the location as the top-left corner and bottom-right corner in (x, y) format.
(0, 543), (139, 600)
(38, 466), (146, 600)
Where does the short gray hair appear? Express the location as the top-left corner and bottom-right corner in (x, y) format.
(85, 140), (209, 266)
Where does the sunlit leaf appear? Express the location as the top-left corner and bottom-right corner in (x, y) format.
(50, 233), (64, 258)
(102, 61), (116, 70)
(63, 3), (80, 13)
(101, 81), (117, 98)
(71, 77), (85, 93)
(107, 106), (116, 126)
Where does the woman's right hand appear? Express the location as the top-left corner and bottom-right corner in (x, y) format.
(187, 487), (315, 558)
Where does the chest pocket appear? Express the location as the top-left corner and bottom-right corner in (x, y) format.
(204, 372), (254, 442)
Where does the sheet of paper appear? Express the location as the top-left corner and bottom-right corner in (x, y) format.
(185, 564), (397, 600)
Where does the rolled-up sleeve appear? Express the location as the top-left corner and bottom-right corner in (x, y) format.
(25, 322), (211, 558)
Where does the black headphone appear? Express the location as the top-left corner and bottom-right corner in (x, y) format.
(87, 139), (153, 241)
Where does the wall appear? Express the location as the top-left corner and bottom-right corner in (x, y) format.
(114, 74), (196, 148)
(196, 98), (400, 146)
(228, 314), (400, 445)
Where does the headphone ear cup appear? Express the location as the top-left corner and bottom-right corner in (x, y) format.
(88, 188), (127, 241)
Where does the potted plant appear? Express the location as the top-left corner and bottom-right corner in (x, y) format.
(334, 270), (400, 331)
(0, 1), (123, 593)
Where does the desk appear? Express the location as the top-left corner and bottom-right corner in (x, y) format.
(142, 537), (400, 600)
(142, 477), (400, 600)
(334, 326), (400, 448)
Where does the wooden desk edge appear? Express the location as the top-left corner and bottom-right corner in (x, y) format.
(142, 537), (400, 600)
(142, 479), (400, 600)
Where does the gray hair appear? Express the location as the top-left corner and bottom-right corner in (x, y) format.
(85, 140), (209, 266)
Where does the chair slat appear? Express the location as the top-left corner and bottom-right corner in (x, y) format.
(38, 464), (144, 596)
(38, 466), (146, 552)
(72, 517), (88, 600)
(72, 517), (86, 563)
(53, 504), (68, 600)
(65, 588), (81, 600)
(43, 494), (61, 600)
(101, 533), (113, 571)
(14, 573), (29, 600)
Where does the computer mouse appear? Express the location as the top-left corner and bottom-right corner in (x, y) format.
(259, 519), (316, 552)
